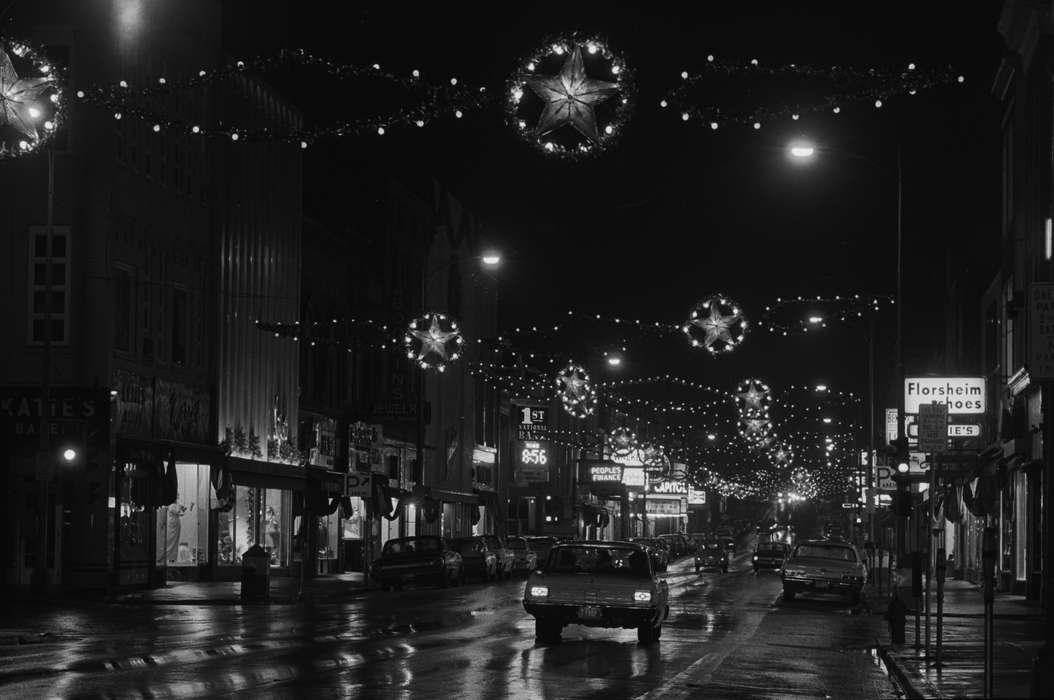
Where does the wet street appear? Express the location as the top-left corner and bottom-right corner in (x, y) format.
(1, 548), (902, 699)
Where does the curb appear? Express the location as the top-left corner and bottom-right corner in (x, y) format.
(876, 639), (925, 700)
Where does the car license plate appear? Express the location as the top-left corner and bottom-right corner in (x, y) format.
(814, 580), (830, 589)
(578, 605), (601, 619)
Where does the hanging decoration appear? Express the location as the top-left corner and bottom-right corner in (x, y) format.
(737, 415), (773, 446)
(554, 362), (597, 418)
(768, 440), (795, 467)
(507, 34), (635, 159)
(0, 37), (65, 159)
(661, 57), (964, 131)
(640, 441), (671, 476)
(733, 378), (772, 417)
(757, 294), (893, 336)
(404, 312), (464, 372)
(605, 426), (638, 457)
(682, 294), (748, 354)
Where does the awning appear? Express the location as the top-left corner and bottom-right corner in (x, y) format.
(432, 488), (480, 504)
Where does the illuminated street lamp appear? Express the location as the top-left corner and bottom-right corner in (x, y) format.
(61, 447), (77, 463)
(481, 252), (502, 267)
(787, 141), (817, 160)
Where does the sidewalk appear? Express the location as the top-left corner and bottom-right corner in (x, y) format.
(871, 577), (1046, 698)
(4, 571), (371, 607)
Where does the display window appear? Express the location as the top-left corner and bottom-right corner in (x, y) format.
(118, 462), (152, 565)
(380, 498), (401, 546)
(155, 463), (211, 567)
(216, 485), (292, 567)
(318, 510), (340, 562)
(1014, 471), (1027, 581)
(341, 497), (365, 540)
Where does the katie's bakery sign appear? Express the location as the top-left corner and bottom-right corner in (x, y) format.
(904, 377), (986, 415)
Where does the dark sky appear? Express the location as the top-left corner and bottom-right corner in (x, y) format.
(272, 2), (1005, 416)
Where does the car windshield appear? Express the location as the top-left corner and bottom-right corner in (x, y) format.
(757, 543), (788, 553)
(383, 537), (442, 555)
(547, 546), (651, 578)
(703, 542), (722, 550)
(793, 544), (856, 562)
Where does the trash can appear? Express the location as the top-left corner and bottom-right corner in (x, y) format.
(241, 544), (271, 602)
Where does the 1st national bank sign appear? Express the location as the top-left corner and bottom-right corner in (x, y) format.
(904, 377), (986, 415)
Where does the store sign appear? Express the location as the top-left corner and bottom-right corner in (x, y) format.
(514, 440), (550, 484)
(515, 404), (550, 441)
(588, 462), (623, 483)
(622, 467), (645, 487)
(611, 449), (645, 467)
(648, 479), (688, 495)
(1029, 283), (1054, 381)
(885, 408), (899, 444)
(645, 500), (681, 515)
(0, 386), (110, 450)
(948, 424), (980, 437)
(904, 377), (986, 415)
(347, 471), (372, 496)
(688, 487), (706, 505)
(917, 403), (949, 454)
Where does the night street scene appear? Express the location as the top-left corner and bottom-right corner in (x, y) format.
(3, 1), (1054, 698)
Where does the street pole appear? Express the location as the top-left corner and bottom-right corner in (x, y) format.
(895, 144), (907, 569)
(34, 144), (56, 592)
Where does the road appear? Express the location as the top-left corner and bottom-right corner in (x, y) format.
(1, 546), (902, 699)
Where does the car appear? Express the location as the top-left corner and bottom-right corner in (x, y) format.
(506, 536), (540, 577)
(686, 532), (711, 552)
(370, 535), (463, 590)
(483, 534), (516, 580)
(522, 541), (670, 644)
(657, 533), (690, 558)
(694, 540), (729, 573)
(525, 536), (558, 564)
(448, 536), (499, 582)
(752, 540), (789, 572)
(627, 537), (669, 572)
(781, 539), (867, 605)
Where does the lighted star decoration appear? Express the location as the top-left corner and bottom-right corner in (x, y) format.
(403, 312), (464, 372)
(640, 441), (671, 477)
(555, 362), (596, 418)
(507, 35), (635, 158)
(683, 294), (748, 354)
(768, 441), (795, 467)
(734, 378), (771, 417)
(606, 426), (637, 457)
(738, 416), (772, 445)
(0, 39), (64, 159)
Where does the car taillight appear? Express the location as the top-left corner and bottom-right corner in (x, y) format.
(634, 590), (652, 602)
(529, 585), (549, 597)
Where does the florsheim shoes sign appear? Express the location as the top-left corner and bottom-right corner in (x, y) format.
(904, 377), (986, 415)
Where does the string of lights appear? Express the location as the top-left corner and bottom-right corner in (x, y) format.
(661, 58), (964, 130)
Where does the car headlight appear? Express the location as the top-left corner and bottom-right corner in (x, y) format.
(634, 590), (652, 602)
(752, 555), (758, 561)
(529, 585), (549, 597)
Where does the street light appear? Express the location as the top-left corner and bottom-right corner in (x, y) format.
(61, 447), (77, 463)
(787, 140), (817, 161)
(481, 252), (502, 267)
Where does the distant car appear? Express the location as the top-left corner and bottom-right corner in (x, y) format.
(657, 533), (690, 558)
(753, 541), (789, 572)
(781, 539), (867, 605)
(526, 536), (558, 564)
(695, 540), (729, 573)
(685, 532), (711, 552)
(506, 536), (539, 577)
(523, 541), (670, 644)
(628, 538), (669, 572)
(371, 536), (463, 590)
(448, 536), (498, 582)
(484, 534), (516, 580)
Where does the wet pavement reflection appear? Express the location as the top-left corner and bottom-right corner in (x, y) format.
(0, 551), (903, 699)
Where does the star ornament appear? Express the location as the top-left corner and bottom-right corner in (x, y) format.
(555, 363), (596, 417)
(404, 313), (463, 372)
(683, 295), (748, 354)
(508, 36), (635, 158)
(0, 41), (62, 158)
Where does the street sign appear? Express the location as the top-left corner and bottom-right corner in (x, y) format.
(1029, 283), (1054, 380)
(515, 404), (550, 441)
(347, 471), (372, 496)
(905, 377), (986, 414)
(918, 403), (949, 453)
(841, 502), (858, 509)
(947, 424), (980, 438)
(876, 465), (895, 490)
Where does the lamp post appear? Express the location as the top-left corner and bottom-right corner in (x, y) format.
(788, 138), (905, 561)
(415, 252), (501, 534)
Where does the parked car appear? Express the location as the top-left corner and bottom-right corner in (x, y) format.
(753, 540), (789, 572)
(506, 536), (539, 577)
(694, 540), (729, 573)
(370, 535), (463, 590)
(657, 533), (690, 558)
(526, 536), (558, 565)
(781, 539), (867, 605)
(627, 537), (669, 572)
(484, 534), (516, 580)
(522, 541), (670, 644)
(448, 536), (498, 582)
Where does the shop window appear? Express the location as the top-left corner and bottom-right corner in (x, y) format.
(405, 503), (417, 538)
(318, 511), (340, 573)
(155, 463), (210, 567)
(1014, 471), (1027, 581)
(216, 485), (292, 567)
(117, 462), (152, 565)
(341, 497), (365, 540)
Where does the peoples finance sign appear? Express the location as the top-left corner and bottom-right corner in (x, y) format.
(904, 377), (986, 415)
